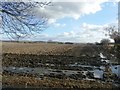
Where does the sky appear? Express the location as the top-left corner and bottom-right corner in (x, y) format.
(1, 0), (119, 43)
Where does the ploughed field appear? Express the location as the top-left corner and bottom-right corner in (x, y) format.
(2, 42), (103, 68)
(2, 42), (120, 88)
(2, 42), (79, 55)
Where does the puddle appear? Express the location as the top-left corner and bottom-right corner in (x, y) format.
(111, 65), (120, 77)
(93, 69), (103, 79)
(100, 53), (106, 59)
(3, 66), (79, 76)
(2, 53), (120, 80)
(3, 65), (120, 79)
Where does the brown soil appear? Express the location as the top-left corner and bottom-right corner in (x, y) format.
(2, 73), (113, 88)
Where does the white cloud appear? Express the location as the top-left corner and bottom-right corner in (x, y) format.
(53, 23), (66, 27)
(47, 21), (66, 28)
(62, 31), (76, 37)
(18, 0), (119, 2)
(35, 1), (110, 21)
(23, 21), (117, 43)
(2, 0), (118, 42)
(0, 17), (2, 27)
(3, 0), (117, 23)
(32, 22), (116, 43)
(32, 0), (119, 24)
(48, 19), (56, 24)
(81, 23), (109, 32)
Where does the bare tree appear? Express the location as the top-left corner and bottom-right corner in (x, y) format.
(105, 26), (120, 62)
(105, 26), (120, 44)
(100, 39), (110, 45)
(0, 1), (51, 40)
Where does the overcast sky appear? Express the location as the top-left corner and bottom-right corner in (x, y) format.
(2, 0), (119, 43)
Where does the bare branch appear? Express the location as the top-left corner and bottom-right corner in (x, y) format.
(0, 2), (51, 41)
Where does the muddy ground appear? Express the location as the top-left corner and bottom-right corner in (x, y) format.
(1, 42), (120, 89)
